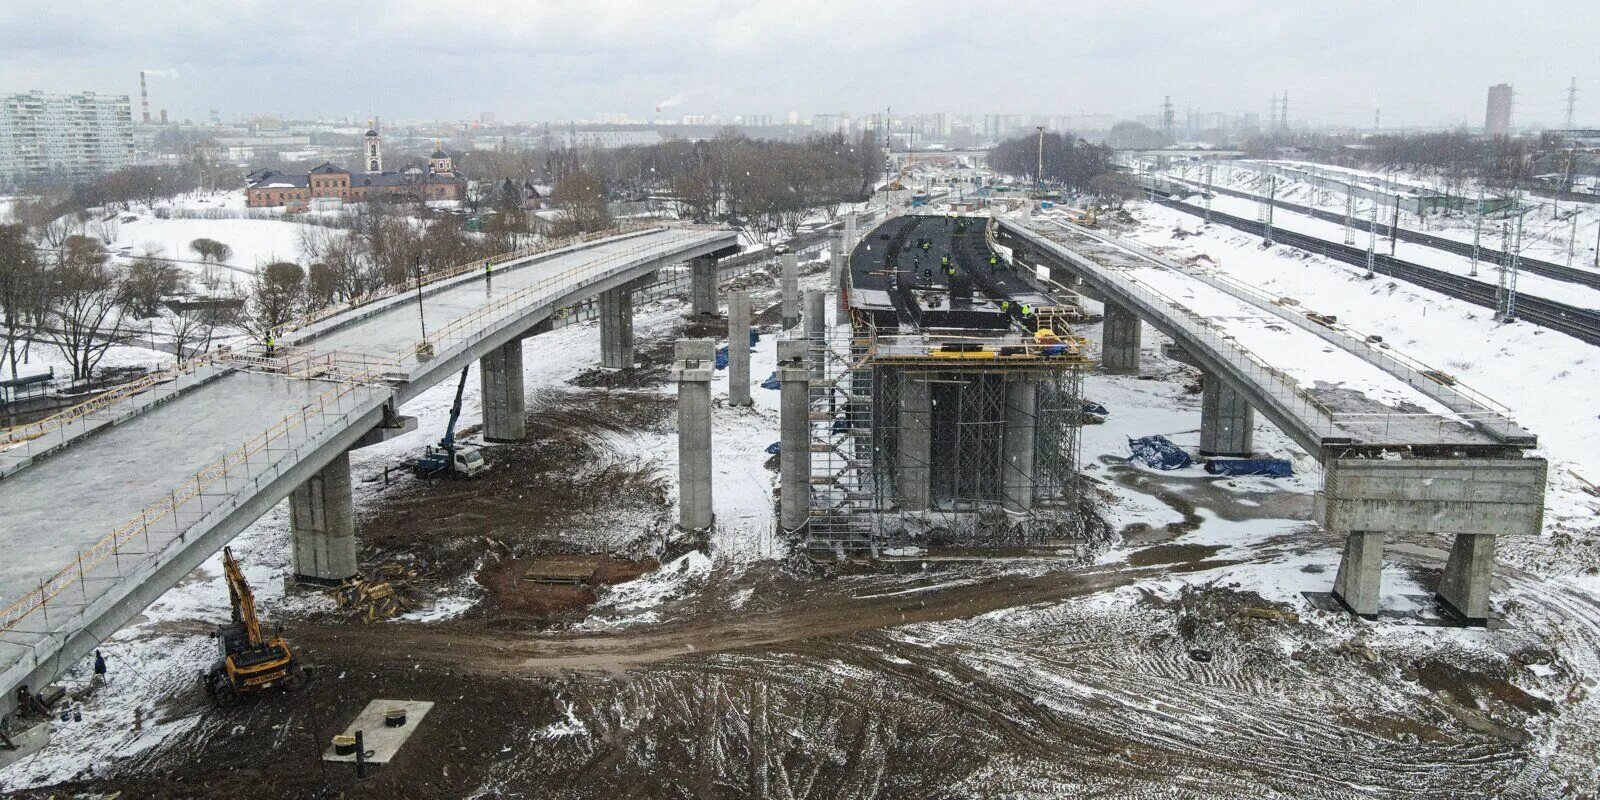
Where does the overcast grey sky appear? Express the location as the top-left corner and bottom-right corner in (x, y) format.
(2, 0), (1595, 127)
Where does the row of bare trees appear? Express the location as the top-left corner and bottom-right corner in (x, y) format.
(988, 132), (1116, 193)
(461, 128), (883, 235)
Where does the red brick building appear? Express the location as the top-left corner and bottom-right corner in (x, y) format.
(245, 129), (465, 208)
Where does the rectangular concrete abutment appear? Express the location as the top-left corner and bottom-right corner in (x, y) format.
(1200, 375), (1254, 456)
(1318, 456), (1547, 623)
(291, 450), (356, 583)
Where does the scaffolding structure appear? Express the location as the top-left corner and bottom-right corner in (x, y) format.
(803, 322), (1090, 556)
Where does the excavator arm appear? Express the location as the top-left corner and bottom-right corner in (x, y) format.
(222, 547), (264, 648)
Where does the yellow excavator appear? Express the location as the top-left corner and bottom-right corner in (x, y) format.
(201, 547), (308, 707)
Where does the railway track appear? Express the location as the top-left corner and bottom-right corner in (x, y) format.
(1164, 175), (1600, 290)
(1155, 197), (1600, 347)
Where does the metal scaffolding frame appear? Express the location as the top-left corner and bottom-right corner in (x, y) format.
(803, 320), (1088, 556)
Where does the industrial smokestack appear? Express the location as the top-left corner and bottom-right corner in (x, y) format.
(140, 71), (150, 123)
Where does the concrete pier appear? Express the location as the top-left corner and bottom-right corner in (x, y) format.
(781, 251), (799, 330)
(727, 290), (752, 407)
(896, 372), (932, 510)
(1437, 533), (1496, 624)
(1002, 376), (1037, 513)
(673, 339), (715, 531)
(598, 285), (634, 370)
(479, 340), (526, 442)
(690, 255), (719, 317)
(290, 450), (357, 583)
(1101, 300), (1141, 373)
(804, 290), (826, 383)
(844, 212), (858, 252)
(831, 232), (848, 319)
(777, 339), (811, 533)
(1331, 531), (1384, 617)
(1317, 456), (1545, 621)
(1199, 374), (1253, 456)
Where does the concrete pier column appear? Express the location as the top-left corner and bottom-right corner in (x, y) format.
(804, 290), (827, 383)
(728, 290), (752, 407)
(290, 450), (357, 584)
(844, 212), (858, 252)
(777, 340), (811, 533)
(1332, 531), (1384, 618)
(479, 339), (526, 442)
(781, 251), (800, 330)
(673, 339), (715, 531)
(690, 255), (719, 317)
(1199, 375), (1254, 456)
(896, 372), (932, 511)
(831, 232), (848, 319)
(1437, 533), (1496, 624)
(1002, 376), (1037, 513)
(1101, 300), (1142, 374)
(598, 286), (634, 370)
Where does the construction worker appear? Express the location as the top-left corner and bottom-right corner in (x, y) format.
(264, 330), (277, 357)
(940, 255), (950, 268)
(1000, 299), (1011, 314)
(988, 254), (999, 271)
(1020, 303), (1033, 320)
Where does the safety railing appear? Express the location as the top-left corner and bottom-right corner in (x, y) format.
(278, 219), (680, 339)
(0, 360), (389, 637)
(1050, 211), (1525, 436)
(403, 230), (715, 366)
(1, 349), (232, 450)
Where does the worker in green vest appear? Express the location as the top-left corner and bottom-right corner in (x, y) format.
(1020, 304), (1033, 319)
(1000, 300), (1010, 313)
(988, 254), (999, 270)
(264, 330), (277, 357)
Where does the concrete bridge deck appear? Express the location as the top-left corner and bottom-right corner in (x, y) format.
(0, 225), (738, 717)
(997, 215), (1545, 623)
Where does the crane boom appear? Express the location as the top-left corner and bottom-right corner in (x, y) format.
(440, 366), (470, 452)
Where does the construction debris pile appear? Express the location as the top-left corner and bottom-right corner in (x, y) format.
(326, 563), (432, 623)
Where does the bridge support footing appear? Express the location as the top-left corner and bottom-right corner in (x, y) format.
(1002, 375), (1037, 513)
(778, 340), (812, 534)
(1101, 300), (1141, 373)
(1331, 530), (1383, 618)
(480, 339), (526, 442)
(896, 372), (932, 511)
(290, 450), (357, 584)
(1437, 533), (1495, 625)
(690, 255), (719, 317)
(728, 290), (753, 407)
(674, 339), (715, 531)
(1200, 374), (1254, 456)
(599, 285), (634, 370)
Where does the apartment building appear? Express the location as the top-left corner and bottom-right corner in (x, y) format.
(0, 90), (134, 185)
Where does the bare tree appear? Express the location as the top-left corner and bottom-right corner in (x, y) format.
(169, 296), (238, 362)
(0, 224), (47, 380)
(43, 236), (129, 381)
(550, 170), (612, 235)
(247, 261), (306, 337)
(123, 256), (183, 318)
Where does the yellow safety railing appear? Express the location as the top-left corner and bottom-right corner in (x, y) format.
(0, 359), (388, 636)
(2, 349), (231, 447)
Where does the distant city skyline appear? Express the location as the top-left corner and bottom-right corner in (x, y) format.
(2, 1), (1597, 130)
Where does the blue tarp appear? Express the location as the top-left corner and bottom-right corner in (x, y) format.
(1082, 401), (1109, 416)
(715, 345), (729, 370)
(1128, 435), (1192, 470)
(765, 441), (781, 455)
(1205, 458), (1293, 478)
(761, 372), (781, 390)
(749, 328), (760, 348)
